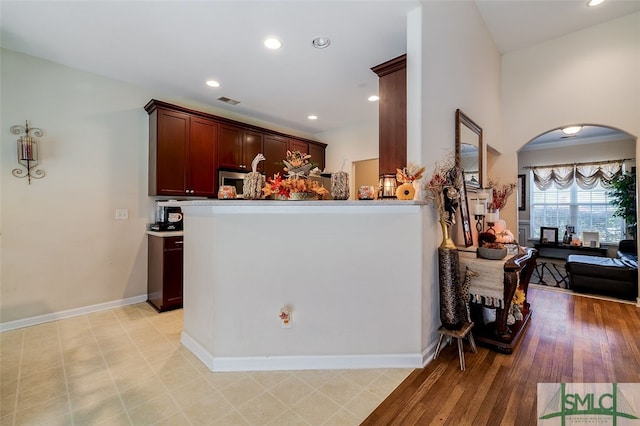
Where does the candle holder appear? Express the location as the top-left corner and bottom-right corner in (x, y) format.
(378, 174), (397, 199)
(474, 214), (485, 233)
(485, 209), (499, 234)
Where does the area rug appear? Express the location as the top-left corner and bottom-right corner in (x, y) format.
(530, 258), (569, 288)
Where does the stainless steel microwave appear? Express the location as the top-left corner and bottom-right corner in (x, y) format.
(218, 170), (252, 198)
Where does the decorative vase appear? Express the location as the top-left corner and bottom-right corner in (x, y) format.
(396, 182), (415, 200)
(331, 171), (350, 200)
(412, 180), (423, 201)
(242, 172), (264, 200)
(438, 247), (464, 330)
(439, 221), (457, 249)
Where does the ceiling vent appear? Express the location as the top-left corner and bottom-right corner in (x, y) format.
(217, 96), (240, 105)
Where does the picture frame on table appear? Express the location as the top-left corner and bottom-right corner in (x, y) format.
(540, 227), (559, 245)
(517, 174), (526, 211)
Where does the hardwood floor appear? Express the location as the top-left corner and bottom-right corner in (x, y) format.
(362, 287), (640, 425)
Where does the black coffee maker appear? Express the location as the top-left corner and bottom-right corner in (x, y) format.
(151, 203), (183, 231)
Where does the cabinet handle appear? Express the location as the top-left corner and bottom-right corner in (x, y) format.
(175, 241), (184, 245)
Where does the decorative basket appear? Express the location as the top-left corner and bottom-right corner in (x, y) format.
(477, 246), (508, 260)
(288, 191), (318, 201)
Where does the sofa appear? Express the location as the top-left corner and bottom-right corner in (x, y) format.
(565, 239), (638, 301)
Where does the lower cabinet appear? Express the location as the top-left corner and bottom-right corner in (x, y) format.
(147, 234), (183, 312)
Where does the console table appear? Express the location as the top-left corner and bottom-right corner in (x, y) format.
(534, 243), (607, 260)
(459, 247), (537, 354)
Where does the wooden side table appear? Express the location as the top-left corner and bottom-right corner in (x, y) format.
(433, 322), (477, 371)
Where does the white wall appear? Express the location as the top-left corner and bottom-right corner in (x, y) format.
(1, 49), (154, 322)
(410, 2), (502, 350)
(502, 12), (640, 229)
(0, 49), (318, 324)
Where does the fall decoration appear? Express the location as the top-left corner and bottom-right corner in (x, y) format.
(487, 179), (517, 210)
(262, 173), (329, 199)
(262, 150), (329, 200)
(424, 155), (463, 228)
(396, 183), (415, 200)
(424, 155), (463, 249)
(396, 163), (426, 183)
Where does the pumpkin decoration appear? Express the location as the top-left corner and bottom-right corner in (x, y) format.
(396, 182), (415, 200)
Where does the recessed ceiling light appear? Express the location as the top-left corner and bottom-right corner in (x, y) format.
(206, 80), (220, 88)
(368, 95), (379, 102)
(264, 38), (282, 50)
(308, 115), (318, 120)
(561, 126), (583, 135)
(587, 0), (606, 6)
(312, 37), (331, 49)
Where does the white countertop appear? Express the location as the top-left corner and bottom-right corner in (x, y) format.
(146, 231), (184, 237)
(167, 199), (428, 206)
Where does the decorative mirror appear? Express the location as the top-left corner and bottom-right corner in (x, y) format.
(455, 109), (483, 190)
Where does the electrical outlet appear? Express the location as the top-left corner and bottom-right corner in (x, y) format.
(115, 209), (129, 220)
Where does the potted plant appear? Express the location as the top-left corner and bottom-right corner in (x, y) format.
(607, 171), (636, 239)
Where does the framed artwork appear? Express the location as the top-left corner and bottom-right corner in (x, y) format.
(540, 227), (559, 245)
(518, 174), (526, 211)
(459, 178), (473, 247)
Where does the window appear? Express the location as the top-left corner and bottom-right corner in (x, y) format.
(530, 179), (624, 243)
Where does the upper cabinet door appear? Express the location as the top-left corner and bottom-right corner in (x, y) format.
(288, 138), (309, 155)
(243, 130), (264, 172)
(263, 134), (288, 178)
(188, 117), (218, 196)
(218, 124), (244, 170)
(308, 143), (326, 172)
(154, 108), (189, 195)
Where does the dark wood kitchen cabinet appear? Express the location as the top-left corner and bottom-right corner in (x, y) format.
(263, 133), (288, 177)
(146, 102), (218, 197)
(308, 142), (326, 172)
(288, 138), (326, 172)
(288, 138), (309, 155)
(218, 124), (264, 172)
(372, 54), (406, 175)
(147, 234), (183, 312)
(146, 99), (327, 193)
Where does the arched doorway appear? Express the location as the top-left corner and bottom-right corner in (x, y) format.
(516, 124), (636, 246)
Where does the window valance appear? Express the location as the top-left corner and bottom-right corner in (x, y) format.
(531, 160), (624, 191)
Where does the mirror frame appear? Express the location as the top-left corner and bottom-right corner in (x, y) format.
(455, 109), (483, 190)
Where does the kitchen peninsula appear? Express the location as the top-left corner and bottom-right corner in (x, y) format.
(176, 199), (433, 372)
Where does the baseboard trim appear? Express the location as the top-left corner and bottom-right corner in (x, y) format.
(181, 331), (423, 372)
(0, 295), (148, 332)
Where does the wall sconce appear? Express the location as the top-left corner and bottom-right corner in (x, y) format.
(10, 121), (45, 184)
(378, 174), (397, 199)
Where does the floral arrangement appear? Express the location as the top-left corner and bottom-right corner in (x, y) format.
(262, 173), (329, 198)
(478, 232), (505, 249)
(396, 163), (425, 183)
(424, 155), (463, 227)
(262, 150), (328, 199)
(488, 179), (516, 210)
(512, 287), (525, 306)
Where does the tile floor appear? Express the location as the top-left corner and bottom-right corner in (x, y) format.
(0, 303), (413, 425)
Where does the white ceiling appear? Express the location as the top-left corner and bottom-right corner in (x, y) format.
(2, 0), (639, 137)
